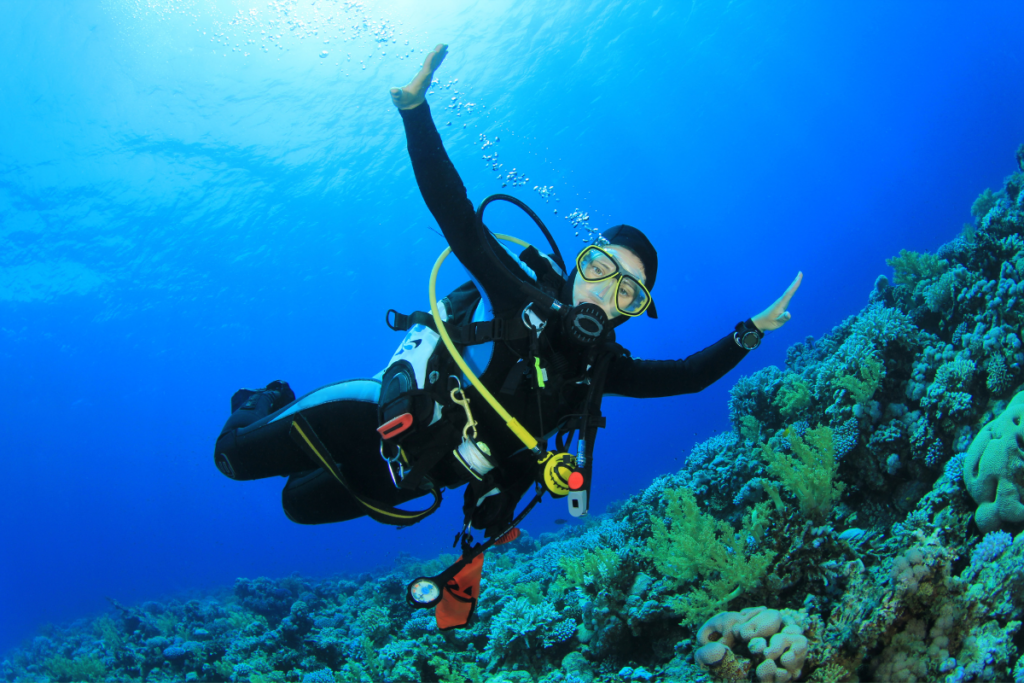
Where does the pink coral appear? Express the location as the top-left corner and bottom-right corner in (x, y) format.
(695, 606), (810, 680)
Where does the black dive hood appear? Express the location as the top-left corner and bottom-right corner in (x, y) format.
(475, 195), (611, 346)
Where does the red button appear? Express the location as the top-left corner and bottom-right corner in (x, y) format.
(568, 472), (585, 490)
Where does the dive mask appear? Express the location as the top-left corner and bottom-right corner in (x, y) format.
(576, 245), (653, 317)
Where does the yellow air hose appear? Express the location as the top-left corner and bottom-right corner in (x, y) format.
(428, 234), (541, 454)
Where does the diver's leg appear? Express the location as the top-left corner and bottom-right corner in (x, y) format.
(214, 380), (365, 481)
(281, 468), (428, 525)
(221, 380), (295, 433)
(279, 386), (430, 524)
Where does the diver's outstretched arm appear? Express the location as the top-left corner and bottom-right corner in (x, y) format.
(605, 334), (748, 398)
(606, 272), (804, 397)
(391, 44), (448, 111)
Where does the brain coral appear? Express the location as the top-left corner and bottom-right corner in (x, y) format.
(963, 391), (1024, 533)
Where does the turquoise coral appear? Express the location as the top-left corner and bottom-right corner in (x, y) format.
(963, 391), (1024, 533)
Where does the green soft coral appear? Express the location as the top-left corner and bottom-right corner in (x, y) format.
(773, 373), (812, 420)
(645, 488), (776, 627)
(429, 655), (484, 683)
(552, 546), (621, 595)
(43, 655), (106, 683)
(971, 187), (999, 220)
(835, 355), (884, 405)
(886, 248), (948, 287)
(761, 426), (845, 524)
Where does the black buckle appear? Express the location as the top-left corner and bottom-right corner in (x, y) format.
(387, 309), (408, 331)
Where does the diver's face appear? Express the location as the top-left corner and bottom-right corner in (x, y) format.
(572, 245), (647, 320)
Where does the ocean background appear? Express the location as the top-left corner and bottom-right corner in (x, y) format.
(2, 0), (1023, 657)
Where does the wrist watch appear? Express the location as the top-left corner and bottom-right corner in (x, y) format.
(734, 319), (764, 350)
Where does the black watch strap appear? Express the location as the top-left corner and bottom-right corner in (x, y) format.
(734, 319), (763, 350)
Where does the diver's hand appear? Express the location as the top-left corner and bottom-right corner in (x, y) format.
(751, 272), (802, 332)
(390, 43), (448, 110)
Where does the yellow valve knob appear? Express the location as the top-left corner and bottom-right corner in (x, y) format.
(541, 452), (574, 497)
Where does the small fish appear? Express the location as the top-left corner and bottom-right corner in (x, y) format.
(554, 518), (567, 525)
(838, 528), (873, 543)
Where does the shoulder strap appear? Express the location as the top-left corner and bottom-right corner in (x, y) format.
(518, 246), (568, 295)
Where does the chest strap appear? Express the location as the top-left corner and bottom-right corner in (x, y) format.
(386, 309), (527, 345)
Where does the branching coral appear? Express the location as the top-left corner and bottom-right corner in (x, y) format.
(483, 597), (574, 667)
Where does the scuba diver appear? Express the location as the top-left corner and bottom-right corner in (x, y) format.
(214, 43), (802, 628)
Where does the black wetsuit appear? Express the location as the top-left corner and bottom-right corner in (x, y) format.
(214, 102), (749, 532)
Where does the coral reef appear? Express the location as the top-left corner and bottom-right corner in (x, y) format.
(5, 144), (1024, 682)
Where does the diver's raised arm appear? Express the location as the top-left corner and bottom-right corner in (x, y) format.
(392, 44), (527, 316)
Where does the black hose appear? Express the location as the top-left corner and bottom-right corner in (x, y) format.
(476, 194), (567, 273)
(474, 194), (568, 314)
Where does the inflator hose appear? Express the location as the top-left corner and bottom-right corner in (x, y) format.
(428, 237), (541, 453)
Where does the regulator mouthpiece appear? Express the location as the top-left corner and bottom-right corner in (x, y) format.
(563, 302), (608, 346)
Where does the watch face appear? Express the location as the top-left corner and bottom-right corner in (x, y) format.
(742, 331), (760, 349)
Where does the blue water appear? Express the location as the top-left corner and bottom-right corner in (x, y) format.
(2, 0), (1023, 655)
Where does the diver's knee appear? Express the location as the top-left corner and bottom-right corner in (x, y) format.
(282, 502), (306, 525)
(281, 493), (319, 525)
(214, 431), (240, 480)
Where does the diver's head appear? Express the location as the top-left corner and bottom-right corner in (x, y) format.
(571, 224), (658, 321)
